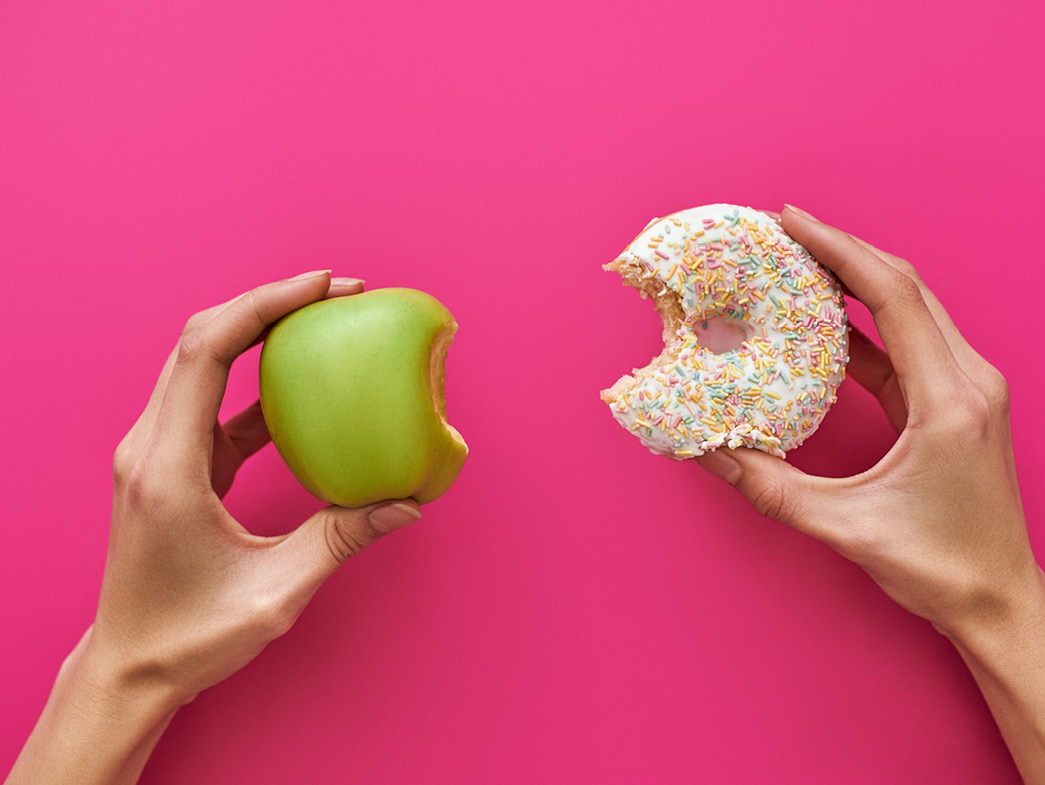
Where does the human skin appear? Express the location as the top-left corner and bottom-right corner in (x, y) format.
(6, 215), (1044, 784)
(5, 271), (423, 785)
(696, 205), (1045, 782)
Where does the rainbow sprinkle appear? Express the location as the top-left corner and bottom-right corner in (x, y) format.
(602, 204), (849, 459)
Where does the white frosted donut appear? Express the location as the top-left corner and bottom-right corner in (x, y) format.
(601, 204), (849, 459)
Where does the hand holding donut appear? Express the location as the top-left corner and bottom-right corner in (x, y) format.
(697, 205), (1045, 781)
(6, 272), (423, 785)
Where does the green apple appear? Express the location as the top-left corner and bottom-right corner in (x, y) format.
(259, 287), (467, 507)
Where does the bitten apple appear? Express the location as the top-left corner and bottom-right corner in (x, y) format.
(259, 287), (467, 507)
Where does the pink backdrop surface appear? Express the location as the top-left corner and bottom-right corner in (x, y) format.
(2, 1), (1043, 782)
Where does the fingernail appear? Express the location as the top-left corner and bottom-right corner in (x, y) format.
(368, 502), (422, 533)
(784, 204), (819, 222)
(288, 269), (332, 281)
(330, 277), (365, 287)
(696, 450), (742, 485)
(328, 277), (366, 295)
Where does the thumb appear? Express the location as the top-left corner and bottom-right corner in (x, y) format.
(695, 447), (825, 535)
(278, 500), (423, 594)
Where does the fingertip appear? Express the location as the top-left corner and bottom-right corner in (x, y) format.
(278, 270), (334, 303)
(327, 277), (366, 298)
(782, 204), (820, 223)
(287, 269), (332, 282)
(780, 204), (840, 254)
(727, 444), (799, 479)
(696, 445), (798, 488)
(695, 450), (742, 485)
(368, 501), (423, 534)
(780, 205), (836, 260)
(702, 447), (836, 540)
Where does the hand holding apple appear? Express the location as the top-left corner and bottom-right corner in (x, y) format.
(259, 287), (468, 508)
(5, 272), (436, 785)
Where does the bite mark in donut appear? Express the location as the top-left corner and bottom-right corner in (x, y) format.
(601, 204), (849, 459)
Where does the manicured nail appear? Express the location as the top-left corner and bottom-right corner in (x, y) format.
(784, 204), (819, 223)
(696, 450), (742, 485)
(330, 277), (365, 287)
(368, 502), (422, 533)
(288, 269), (332, 281)
(327, 277), (365, 297)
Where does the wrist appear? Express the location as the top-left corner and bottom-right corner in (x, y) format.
(940, 565), (1045, 664)
(940, 566), (1045, 784)
(69, 627), (192, 722)
(6, 628), (185, 785)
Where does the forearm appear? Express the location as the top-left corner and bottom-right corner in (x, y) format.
(5, 629), (182, 785)
(945, 568), (1045, 784)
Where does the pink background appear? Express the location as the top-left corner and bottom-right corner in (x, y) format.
(2, 1), (1043, 782)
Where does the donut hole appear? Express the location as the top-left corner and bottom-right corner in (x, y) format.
(690, 316), (752, 354)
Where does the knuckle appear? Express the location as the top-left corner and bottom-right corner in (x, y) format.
(834, 516), (885, 563)
(890, 253), (921, 283)
(324, 513), (374, 564)
(748, 479), (794, 523)
(981, 365), (1011, 413)
(247, 593), (296, 640)
(934, 384), (995, 442)
(181, 309), (211, 339)
(241, 289), (269, 328)
(175, 318), (209, 366)
(175, 309), (222, 368)
(120, 465), (157, 511)
(961, 386), (994, 424)
(889, 267), (924, 306)
(112, 436), (137, 483)
(117, 450), (172, 512)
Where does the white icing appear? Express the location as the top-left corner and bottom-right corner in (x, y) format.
(604, 204), (849, 459)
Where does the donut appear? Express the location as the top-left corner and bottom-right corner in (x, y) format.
(601, 204), (848, 459)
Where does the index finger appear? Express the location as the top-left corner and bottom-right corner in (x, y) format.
(846, 233), (994, 380)
(125, 275), (365, 457)
(781, 206), (962, 416)
(152, 271), (335, 463)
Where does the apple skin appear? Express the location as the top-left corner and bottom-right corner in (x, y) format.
(259, 287), (467, 508)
